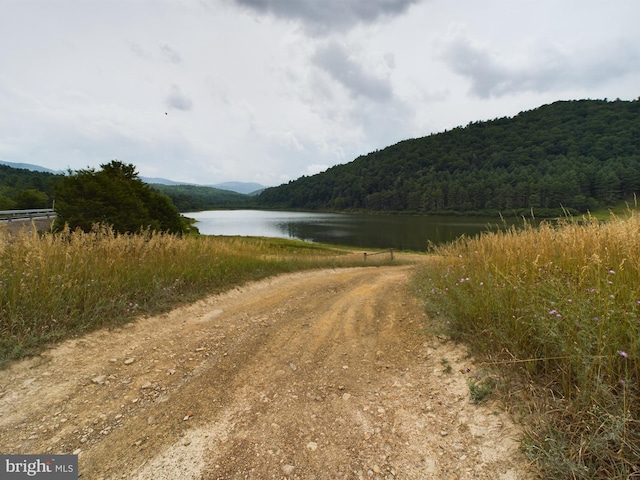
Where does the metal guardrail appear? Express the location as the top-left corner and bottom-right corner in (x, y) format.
(0, 209), (56, 222)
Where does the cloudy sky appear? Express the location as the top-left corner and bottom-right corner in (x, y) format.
(1, 0), (639, 186)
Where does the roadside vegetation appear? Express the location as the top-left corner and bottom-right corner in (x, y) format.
(0, 224), (390, 367)
(413, 211), (640, 479)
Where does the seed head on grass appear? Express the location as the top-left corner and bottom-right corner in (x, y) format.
(412, 212), (640, 478)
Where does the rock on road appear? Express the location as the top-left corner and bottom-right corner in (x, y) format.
(0, 265), (535, 479)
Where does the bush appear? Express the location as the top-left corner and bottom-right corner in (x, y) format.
(53, 161), (188, 234)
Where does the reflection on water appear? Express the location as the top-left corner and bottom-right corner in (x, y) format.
(185, 210), (524, 251)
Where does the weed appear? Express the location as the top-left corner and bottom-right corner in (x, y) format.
(468, 377), (494, 403)
(440, 358), (453, 374)
(413, 211), (640, 478)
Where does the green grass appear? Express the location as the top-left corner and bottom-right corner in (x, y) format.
(412, 211), (640, 479)
(468, 377), (495, 403)
(440, 358), (453, 374)
(0, 224), (392, 366)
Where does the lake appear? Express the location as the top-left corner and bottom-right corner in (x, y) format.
(185, 210), (524, 251)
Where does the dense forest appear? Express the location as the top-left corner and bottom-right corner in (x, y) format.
(149, 184), (252, 211)
(0, 164), (59, 209)
(257, 99), (640, 216)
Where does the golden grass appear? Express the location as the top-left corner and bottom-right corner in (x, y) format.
(0, 224), (389, 365)
(413, 212), (640, 479)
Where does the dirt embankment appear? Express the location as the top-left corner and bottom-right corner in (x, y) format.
(0, 263), (536, 479)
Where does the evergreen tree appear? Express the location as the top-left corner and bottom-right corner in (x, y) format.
(53, 160), (187, 234)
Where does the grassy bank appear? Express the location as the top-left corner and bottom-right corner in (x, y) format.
(0, 224), (390, 366)
(413, 213), (640, 478)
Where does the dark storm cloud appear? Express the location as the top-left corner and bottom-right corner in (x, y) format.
(313, 41), (392, 101)
(166, 85), (193, 110)
(441, 33), (640, 98)
(230, 0), (422, 34)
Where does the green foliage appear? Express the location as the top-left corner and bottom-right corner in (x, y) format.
(53, 160), (188, 234)
(0, 164), (59, 209)
(468, 377), (495, 403)
(15, 188), (49, 209)
(257, 99), (640, 216)
(440, 358), (453, 374)
(0, 194), (16, 210)
(150, 183), (252, 211)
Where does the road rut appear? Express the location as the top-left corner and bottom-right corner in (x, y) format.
(0, 265), (535, 479)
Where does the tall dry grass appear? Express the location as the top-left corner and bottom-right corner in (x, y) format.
(0, 224), (382, 365)
(413, 213), (640, 479)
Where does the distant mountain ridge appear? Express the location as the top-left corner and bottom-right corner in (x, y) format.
(211, 182), (265, 195)
(141, 177), (265, 195)
(0, 161), (265, 195)
(0, 160), (63, 174)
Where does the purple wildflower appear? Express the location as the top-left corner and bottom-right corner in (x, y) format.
(618, 350), (628, 359)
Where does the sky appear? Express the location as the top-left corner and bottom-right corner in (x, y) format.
(1, 0), (639, 187)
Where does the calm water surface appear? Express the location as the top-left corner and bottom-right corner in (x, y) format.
(186, 210), (522, 251)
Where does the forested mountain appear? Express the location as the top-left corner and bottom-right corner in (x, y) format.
(0, 164), (61, 209)
(149, 183), (252, 211)
(0, 160), (61, 174)
(257, 99), (640, 216)
(0, 163), (254, 213)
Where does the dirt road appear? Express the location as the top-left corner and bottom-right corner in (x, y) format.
(0, 264), (535, 479)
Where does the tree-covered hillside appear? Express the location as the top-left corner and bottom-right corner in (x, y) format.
(149, 184), (252, 212)
(0, 164), (61, 209)
(257, 99), (640, 216)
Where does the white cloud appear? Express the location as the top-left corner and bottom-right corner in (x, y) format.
(312, 40), (393, 101)
(305, 163), (330, 176)
(0, 0), (639, 186)
(439, 26), (640, 99)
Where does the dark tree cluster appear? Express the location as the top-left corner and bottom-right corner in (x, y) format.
(257, 99), (640, 216)
(0, 164), (60, 210)
(150, 183), (252, 212)
(53, 161), (188, 234)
